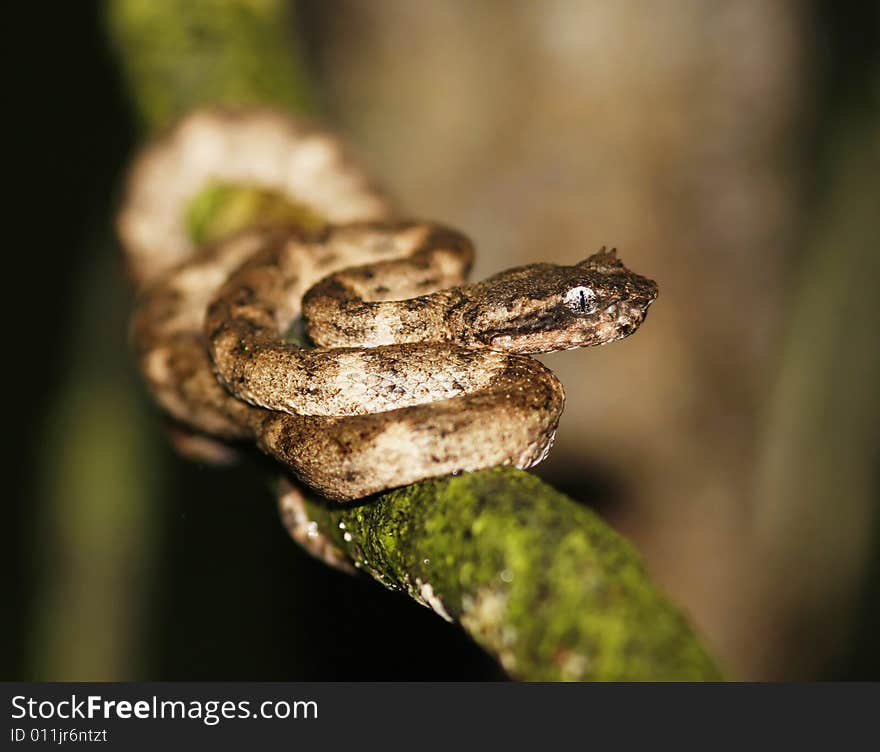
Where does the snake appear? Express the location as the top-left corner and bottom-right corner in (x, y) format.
(118, 110), (658, 503)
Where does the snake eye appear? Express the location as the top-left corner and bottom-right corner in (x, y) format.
(564, 286), (597, 315)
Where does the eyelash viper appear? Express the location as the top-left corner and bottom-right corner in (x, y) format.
(118, 110), (657, 503)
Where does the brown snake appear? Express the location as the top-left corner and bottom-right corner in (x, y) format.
(118, 110), (658, 503)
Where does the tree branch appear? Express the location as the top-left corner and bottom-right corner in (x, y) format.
(300, 468), (721, 680)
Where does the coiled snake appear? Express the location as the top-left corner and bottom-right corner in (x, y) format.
(118, 110), (657, 517)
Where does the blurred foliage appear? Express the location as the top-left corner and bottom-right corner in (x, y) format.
(186, 183), (328, 246)
(106, 0), (314, 132)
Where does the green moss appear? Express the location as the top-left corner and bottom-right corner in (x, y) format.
(105, 0), (315, 134)
(307, 468), (723, 681)
(185, 182), (327, 246)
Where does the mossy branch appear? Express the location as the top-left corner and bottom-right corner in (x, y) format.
(105, 0), (314, 133)
(301, 469), (720, 680)
(106, 0), (722, 680)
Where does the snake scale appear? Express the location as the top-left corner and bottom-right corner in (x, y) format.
(118, 110), (658, 508)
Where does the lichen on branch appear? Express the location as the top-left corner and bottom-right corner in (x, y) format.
(298, 468), (721, 680)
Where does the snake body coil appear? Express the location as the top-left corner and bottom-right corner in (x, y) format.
(119, 110), (657, 501)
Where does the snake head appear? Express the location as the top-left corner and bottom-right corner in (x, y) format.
(456, 247), (658, 354)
